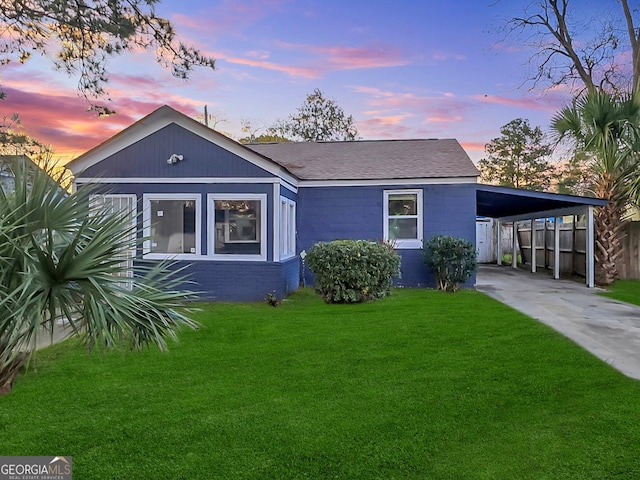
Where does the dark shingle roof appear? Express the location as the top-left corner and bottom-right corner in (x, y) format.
(245, 139), (479, 181)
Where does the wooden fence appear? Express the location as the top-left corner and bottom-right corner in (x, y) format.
(517, 218), (586, 277)
(516, 219), (640, 279)
(619, 221), (640, 279)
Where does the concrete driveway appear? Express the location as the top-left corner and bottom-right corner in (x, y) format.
(476, 264), (640, 381)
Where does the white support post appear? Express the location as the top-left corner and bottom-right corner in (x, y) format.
(554, 216), (560, 280)
(496, 220), (502, 266)
(512, 221), (518, 268)
(586, 205), (595, 287)
(531, 218), (537, 273)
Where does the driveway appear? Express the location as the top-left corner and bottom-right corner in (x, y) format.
(476, 264), (640, 381)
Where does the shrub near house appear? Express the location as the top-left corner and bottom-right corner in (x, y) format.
(306, 240), (400, 303)
(423, 235), (477, 292)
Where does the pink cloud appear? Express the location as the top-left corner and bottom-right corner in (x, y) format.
(220, 56), (321, 78)
(171, 0), (289, 37)
(218, 41), (408, 79)
(460, 141), (486, 153)
(472, 94), (558, 111)
(426, 115), (464, 123)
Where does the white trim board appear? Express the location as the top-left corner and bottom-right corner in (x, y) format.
(299, 177), (478, 187)
(75, 176), (299, 193)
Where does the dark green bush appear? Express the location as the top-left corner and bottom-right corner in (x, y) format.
(306, 240), (401, 303)
(423, 235), (477, 292)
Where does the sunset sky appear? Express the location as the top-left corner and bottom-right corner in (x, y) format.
(0, 0), (616, 164)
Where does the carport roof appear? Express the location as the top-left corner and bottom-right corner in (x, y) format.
(476, 184), (607, 220)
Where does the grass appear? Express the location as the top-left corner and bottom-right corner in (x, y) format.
(2, 288), (640, 479)
(600, 279), (640, 307)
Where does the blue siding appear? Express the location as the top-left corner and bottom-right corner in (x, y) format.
(298, 183), (477, 289)
(83, 181), (301, 302)
(168, 257), (300, 302)
(83, 124), (273, 178)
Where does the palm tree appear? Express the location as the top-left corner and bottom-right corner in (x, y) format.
(0, 157), (197, 394)
(552, 89), (640, 285)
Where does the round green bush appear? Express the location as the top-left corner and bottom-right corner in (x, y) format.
(423, 235), (477, 292)
(306, 240), (401, 304)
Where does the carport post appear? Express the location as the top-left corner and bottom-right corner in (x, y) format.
(530, 218), (537, 273)
(586, 205), (595, 288)
(554, 217), (560, 280)
(496, 220), (502, 266)
(512, 221), (518, 268)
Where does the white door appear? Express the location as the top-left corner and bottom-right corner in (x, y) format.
(476, 219), (495, 263)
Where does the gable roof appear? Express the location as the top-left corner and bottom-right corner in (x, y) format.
(245, 139), (479, 181)
(67, 105), (298, 185)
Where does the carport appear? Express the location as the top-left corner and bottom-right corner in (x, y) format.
(476, 185), (608, 287)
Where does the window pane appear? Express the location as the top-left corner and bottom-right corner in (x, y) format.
(150, 200), (196, 254)
(214, 199), (261, 255)
(388, 194), (417, 216)
(389, 218), (418, 240)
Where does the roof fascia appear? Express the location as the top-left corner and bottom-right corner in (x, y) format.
(299, 176), (478, 187)
(498, 205), (593, 222)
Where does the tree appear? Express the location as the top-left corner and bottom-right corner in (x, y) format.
(0, 114), (53, 161)
(552, 89), (640, 285)
(0, 1), (215, 114)
(477, 118), (553, 190)
(0, 157), (197, 394)
(505, 0), (640, 93)
(274, 88), (358, 142)
(553, 151), (594, 196)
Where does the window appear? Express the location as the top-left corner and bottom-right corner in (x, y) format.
(90, 194), (137, 289)
(208, 194), (266, 260)
(383, 189), (423, 249)
(143, 194), (201, 259)
(279, 197), (296, 259)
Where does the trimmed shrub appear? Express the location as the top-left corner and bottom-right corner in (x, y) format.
(306, 240), (401, 303)
(423, 235), (477, 292)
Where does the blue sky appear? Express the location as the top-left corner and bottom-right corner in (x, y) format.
(0, 0), (614, 163)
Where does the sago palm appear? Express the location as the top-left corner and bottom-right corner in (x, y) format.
(0, 157), (197, 394)
(552, 89), (640, 285)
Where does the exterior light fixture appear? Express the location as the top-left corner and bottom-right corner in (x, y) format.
(167, 154), (184, 164)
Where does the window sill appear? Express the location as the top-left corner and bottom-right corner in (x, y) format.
(392, 239), (423, 249)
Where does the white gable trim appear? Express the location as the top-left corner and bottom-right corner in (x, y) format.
(68, 105), (299, 187)
(299, 177), (478, 187)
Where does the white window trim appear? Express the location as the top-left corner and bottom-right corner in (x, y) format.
(279, 197), (296, 260)
(383, 189), (423, 249)
(142, 193), (201, 260)
(208, 193), (267, 261)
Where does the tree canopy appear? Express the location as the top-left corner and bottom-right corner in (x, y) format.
(0, 0), (215, 114)
(504, 0), (640, 93)
(274, 88), (358, 142)
(478, 118), (552, 191)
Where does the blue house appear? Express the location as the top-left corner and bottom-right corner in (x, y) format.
(68, 105), (604, 300)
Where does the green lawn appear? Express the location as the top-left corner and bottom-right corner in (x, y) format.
(600, 279), (640, 307)
(3, 288), (640, 479)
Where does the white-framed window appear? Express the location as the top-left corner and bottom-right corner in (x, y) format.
(208, 194), (267, 261)
(143, 193), (201, 259)
(279, 197), (296, 260)
(90, 194), (137, 289)
(383, 189), (423, 249)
